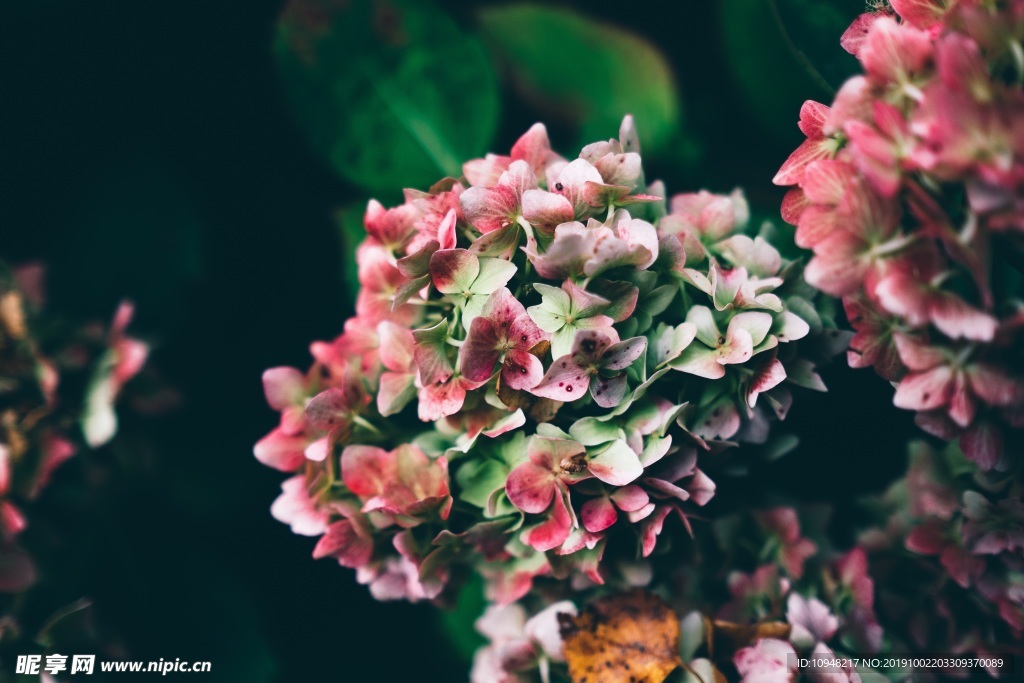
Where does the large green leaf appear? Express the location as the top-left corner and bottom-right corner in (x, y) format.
(720, 0), (862, 138)
(478, 4), (681, 155)
(275, 0), (500, 195)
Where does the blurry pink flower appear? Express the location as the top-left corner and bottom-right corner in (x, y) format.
(873, 248), (997, 341)
(892, 332), (1021, 433)
(660, 189), (748, 263)
(304, 369), (372, 442)
(262, 366), (311, 435)
(774, 101), (840, 187)
(363, 198), (419, 254)
(355, 245), (417, 326)
(859, 16), (933, 88)
(271, 475), (329, 537)
(417, 372), (486, 422)
(312, 502), (374, 569)
(463, 123), (562, 188)
(840, 12), (883, 58)
(341, 444), (452, 526)
(844, 295), (905, 382)
(734, 638), (797, 683)
(722, 564), (791, 622)
(890, 0), (948, 29)
(905, 518), (983, 588)
(960, 491), (1024, 556)
(786, 594), (839, 647)
(756, 507), (818, 579)
(376, 321), (417, 416)
(803, 180), (903, 297)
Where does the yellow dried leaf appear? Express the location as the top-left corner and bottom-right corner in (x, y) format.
(561, 590), (682, 683)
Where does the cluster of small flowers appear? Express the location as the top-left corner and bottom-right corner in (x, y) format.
(256, 117), (843, 606)
(0, 264), (147, 594)
(774, 0), (1024, 470)
(706, 508), (884, 683)
(859, 440), (1023, 668)
(471, 506), (884, 683)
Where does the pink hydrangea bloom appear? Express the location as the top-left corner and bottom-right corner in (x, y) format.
(776, 1), (1024, 471)
(255, 117), (841, 612)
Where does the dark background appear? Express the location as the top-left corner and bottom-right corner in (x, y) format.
(0, 0), (916, 680)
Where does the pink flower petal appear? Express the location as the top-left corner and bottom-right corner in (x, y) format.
(893, 365), (954, 411)
(461, 317), (502, 383)
(841, 12), (880, 57)
(429, 249), (479, 294)
(341, 445), (395, 498)
(521, 489), (573, 552)
(253, 428), (307, 472)
(530, 356), (592, 402)
(581, 496), (618, 533)
(611, 485), (649, 512)
(502, 349), (544, 391)
(313, 520), (373, 568)
(377, 321), (415, 372)
(588, 440), (643, 486)
(505, 461), (556, 514)
(262, 367), (306, 410)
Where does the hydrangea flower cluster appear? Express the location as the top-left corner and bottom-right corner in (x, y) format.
(0, 264), (147, 594)
(256, 117), (843, 607)
(484, 436), (1024, 683)
(859, 441), (1023, 669)
(774, 0), (1024, 470)
(473, 505), (887, 683)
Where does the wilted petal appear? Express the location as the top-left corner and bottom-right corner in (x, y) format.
(524, 600), (577, 662)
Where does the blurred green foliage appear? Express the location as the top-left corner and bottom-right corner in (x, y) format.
(721, 0), (863, 138)
(478, 4), (682, 155)
(274, 0), (500, 197)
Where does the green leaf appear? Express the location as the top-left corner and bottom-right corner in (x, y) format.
(456, 458), (510, 509)
(720, 0), (861, 138)
(437, 574), (487, 667)
(275, 0), (499, 195)
(478, 4), (682, 154)
(569, 416), (623, 447)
